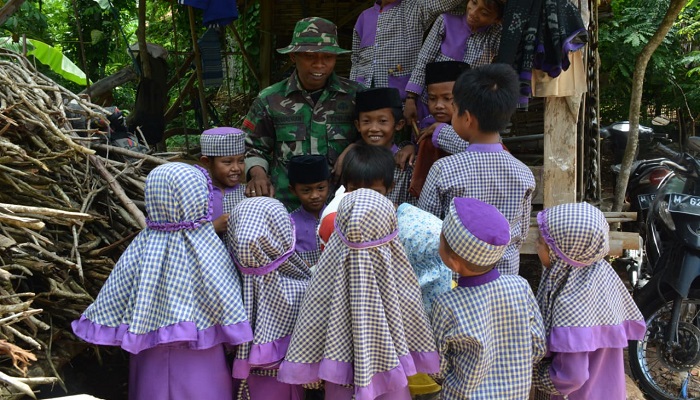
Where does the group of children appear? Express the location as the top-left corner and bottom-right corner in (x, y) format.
(71, 60), (646, 400)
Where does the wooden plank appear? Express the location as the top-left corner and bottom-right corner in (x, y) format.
(260, 0), (274, 88)
(187, 6), (209, 129)
(521, 229), (640, 257)
(543, 96), (578, 207)
(529, 166), (543, 205)
(529, 211), (638, 225)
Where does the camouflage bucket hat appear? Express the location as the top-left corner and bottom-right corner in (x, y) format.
(277, 17), (351, 55)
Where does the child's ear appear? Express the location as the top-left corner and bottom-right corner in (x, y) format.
(288, 184), (297, 197)
(200, 156), (211, 168)
(354, 119), (361, 132)
(395, 119), (406, 132)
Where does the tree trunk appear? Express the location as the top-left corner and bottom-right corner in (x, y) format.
(612, 0), (687, 212)
(80, 66), (138, 101)
(0, 0), (26, 26)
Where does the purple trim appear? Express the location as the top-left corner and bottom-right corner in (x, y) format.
(232, 335), (292, 379)
(278, 351), (438, 400)
(537, 211), (588, 268)
(71, 316), (253, 355)
(441, 14), (469, 61)
(391, 144), (399, 155)
(356, 8), (378, 48)
(465, 143), (504, 153)
(432, 123), (446, 149)
(234, 218), (297, 275)
(202, 127), (245, 136)
(334, 222), (398, 250)
(457, 268), (500, 287)
(563, 29), (587, 54)
(548, 320), (647, 353)
(405, 82), (423, 97)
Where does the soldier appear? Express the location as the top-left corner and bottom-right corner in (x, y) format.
(242, 17), (364, 210)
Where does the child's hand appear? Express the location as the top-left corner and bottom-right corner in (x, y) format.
(404, 97), (418, 126)
(331, 143), (356, 184)
(394, 145), (416, 170)
(416, 123), (439, 144)
(213, 214), (229, 235)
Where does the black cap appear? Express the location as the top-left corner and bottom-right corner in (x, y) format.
(356, 88), (402, 113)
(288, 155), (331, 185)
(425, 61), (470, 85)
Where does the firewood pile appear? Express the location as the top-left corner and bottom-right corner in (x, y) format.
(0, 49), (173, 399)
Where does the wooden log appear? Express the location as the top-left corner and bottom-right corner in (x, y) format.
(90, 143), (169, 165)
(0, 203), (95, 221)
(543, 96), (579, 207)
(81, 66), (137, 100)
(87, 155), (146, 229)
(521, 229), (640, 256)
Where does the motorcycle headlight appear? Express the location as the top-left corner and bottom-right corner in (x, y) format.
(658, 200), (676, 231)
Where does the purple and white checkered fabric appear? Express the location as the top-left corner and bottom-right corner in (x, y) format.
(280, 189), (437, 395)
(442, 200), (507, 267)
(200, 126), (246, 157)
(227, 197), (312, 375)
(80, 162), (249, 336)
(535, 203), (643, 342)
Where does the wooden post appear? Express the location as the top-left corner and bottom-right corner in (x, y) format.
(187, 6), (209, 129)
(260, 0), (274, 88)
(543, 96), (579, 207)
(136, 0), (151, 79)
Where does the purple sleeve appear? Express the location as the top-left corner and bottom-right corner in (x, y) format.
(550, 352), (590, 395)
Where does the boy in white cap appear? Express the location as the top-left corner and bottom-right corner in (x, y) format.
(199, 126), (247, 234)
(431, 197), (546, 399)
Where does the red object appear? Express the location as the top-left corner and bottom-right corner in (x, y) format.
(409, 139), (447, 198)
(318, 212), (337, 249)
(242, 119), (256, 132)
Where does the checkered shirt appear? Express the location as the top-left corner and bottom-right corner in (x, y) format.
(350, 0), (464, 94)
(227, 197), (312, 364)
(442, 201), (507, 267)
(387, 145), (417, 206)
(290, 206), (323, 267)
(282, 189), (437, 389)
(435, 124), (469, 155)
(407, 14), (502, 98)
(536, 202), (643, 337)
(200, 127), (246, 157)
(431, 274), (546, 399)
(418, 145), (535, 274)
(81, 162), (248, 335)
(222, 184), (247, 215)
(396, 203), (452, 313)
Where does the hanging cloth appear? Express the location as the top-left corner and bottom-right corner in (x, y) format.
(198, 28), (224, 88)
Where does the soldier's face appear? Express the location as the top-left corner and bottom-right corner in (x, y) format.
(291, 52), (337, 91)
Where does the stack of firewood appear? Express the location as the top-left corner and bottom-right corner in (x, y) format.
(0, 49), (173, 398)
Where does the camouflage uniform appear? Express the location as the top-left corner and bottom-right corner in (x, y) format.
(243, 17), (364, 210)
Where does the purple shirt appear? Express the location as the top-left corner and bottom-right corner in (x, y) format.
(212, 185), (244, 220)
(290, 205), (324, 266)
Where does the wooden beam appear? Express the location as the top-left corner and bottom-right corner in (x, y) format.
(0, 0), (26, 27)
(81, 66), (138, 100)
(228, 24), (261, 86)
(187, 6), (209, 129)
(164, 72), (197, 123)
(521, 229), (640, 257)
(543, 96), (578, 207)
(260, 0), (274, 88)
(166, 52), (195, 90)
(136, 0), (151, 78)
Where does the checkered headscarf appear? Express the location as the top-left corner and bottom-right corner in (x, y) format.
(75, 163), (251, 354)
(227, 197), (312, 378)
(200, 126), (246, 157)
(536, 202), (644, 351)
(279, 189), (438, 397)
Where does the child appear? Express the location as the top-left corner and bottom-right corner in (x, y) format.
(404, 0), (505, 124)
(199, 126), (247, 234)
(72, 162), (253, 400)
(419, 63), (535, 275)
(227, 196), (312, 400)
(410, 61), (470, 198)
(350, 0), (464, 101)
(288, 155), (331, 266)
(354, 88), (414, 205)
(279, 189), (438, 400)
(532, 202), (645, 399)
(431, 196), (546, 399)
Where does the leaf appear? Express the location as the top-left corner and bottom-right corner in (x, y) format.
(25, 39), (88, 85)
(0, 371), (36, 399)
(93, 0), (111, 10)
(90, 29), (104, 45)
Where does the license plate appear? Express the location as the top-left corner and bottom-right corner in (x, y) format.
(667, 194), (700, 216)
(638, 194), (656, 210)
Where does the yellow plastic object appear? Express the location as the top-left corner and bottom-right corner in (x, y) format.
(407, 373), (441, 395)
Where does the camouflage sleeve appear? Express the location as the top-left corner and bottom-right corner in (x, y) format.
(243, 95), (275, 176)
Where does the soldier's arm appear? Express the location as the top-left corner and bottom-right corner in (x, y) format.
(243, 96), (276, 197)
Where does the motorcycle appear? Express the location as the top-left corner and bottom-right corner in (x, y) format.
(628, 136), (700, 399)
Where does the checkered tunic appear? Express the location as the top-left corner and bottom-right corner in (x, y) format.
(290, 206), (323, 266)
(434, 124), (469, 155)
(350, 0), (464, 97)
(431, 270), (546, 399)
(227, 197), (313, 378)
(72, 163), (252, 354)
(406, 14), (502, 98)
(279, 189), (438, 400)
(532, 202), (645, 398)
(388, 144), (417, 206)
(418, 143), (535, 275)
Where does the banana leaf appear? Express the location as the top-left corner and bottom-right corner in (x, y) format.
(0, 37), (87, 86)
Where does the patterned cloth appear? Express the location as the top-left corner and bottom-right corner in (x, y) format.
(290, 205), (324, 267)
(431, 269), (546, 399)
(406, 14), (502, 98)
(418, 143), (535, 275)
(396, 203), (452, 313)
(243, 72), (363, 210)
(72, 162), (252, 354)
(388, 144), (417, 206)
(532, 202), (645, 399)
(278, 189), (439, 400)
(434, 124), (469, 155)
(277, 17), (351, 54)
(227, 197), (313, 379)
(350, 0), (464, 99)
(200, 126), (246, 157)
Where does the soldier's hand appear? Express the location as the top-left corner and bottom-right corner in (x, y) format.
(394, 145), (415, 170)
(246, 166), (275, 198)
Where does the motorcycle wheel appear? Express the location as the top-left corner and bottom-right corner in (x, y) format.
(630, 289), (700, 399)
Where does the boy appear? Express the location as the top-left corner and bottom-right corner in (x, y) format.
(350, 0), (464, 101)
(419, 63), (535, 275)
(199, 126), (247, 234)
(287, 155), (331, 266)
(354, 87), (415, 205)
(431, 196), (546, 399)
(404, 0), (505, 124)
(410, 61), (470, 198)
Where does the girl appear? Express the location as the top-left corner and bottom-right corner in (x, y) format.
(72, 162), (253, 400)
(532, 202), (646, 399)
